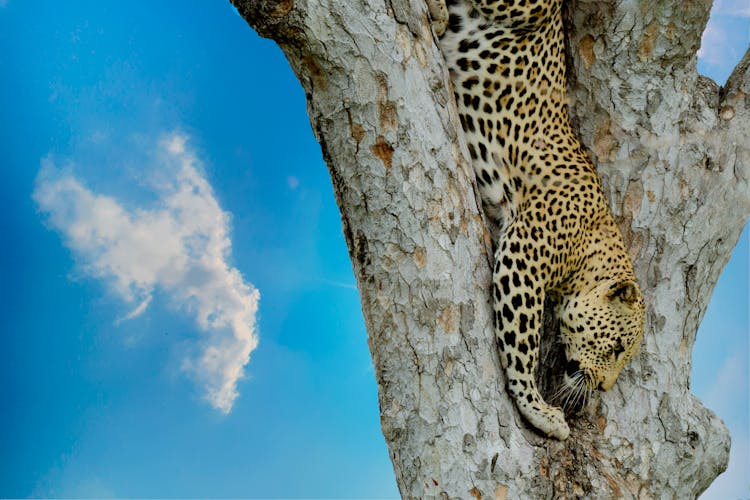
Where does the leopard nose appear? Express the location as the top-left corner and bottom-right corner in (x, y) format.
(598, 378), (615, 391)
(565, 359), (581, 377)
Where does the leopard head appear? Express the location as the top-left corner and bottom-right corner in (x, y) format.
(556, 278), (645, 395)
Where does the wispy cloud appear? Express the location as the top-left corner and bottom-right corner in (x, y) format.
(33, 133), (260, 414)
(115, 296), (152, 325)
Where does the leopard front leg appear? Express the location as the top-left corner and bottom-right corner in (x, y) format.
(425, 0), (448, 36)
(493, 225), (569, 440)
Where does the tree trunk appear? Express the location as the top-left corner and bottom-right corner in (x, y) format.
(231, 0), (749, 497)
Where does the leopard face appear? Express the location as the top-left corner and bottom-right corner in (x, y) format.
(557, 279), (646, 394)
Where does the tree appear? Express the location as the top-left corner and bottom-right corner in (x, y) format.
(231, 0), (749, 497)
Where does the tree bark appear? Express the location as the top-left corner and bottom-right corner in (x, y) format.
(231, 0), (749, 497)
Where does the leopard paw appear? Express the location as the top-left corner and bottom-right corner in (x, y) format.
(519, 400), (570, 440)
(541, 405), (570, 440)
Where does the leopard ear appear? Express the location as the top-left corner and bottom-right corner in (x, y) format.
(608, 280), (639, 306)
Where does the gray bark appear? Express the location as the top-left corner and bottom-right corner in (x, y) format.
(231, 0), (749, 497)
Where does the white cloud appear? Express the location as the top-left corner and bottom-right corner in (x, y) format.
(33, 133), (260, 413)
(115, 296), (152, 325)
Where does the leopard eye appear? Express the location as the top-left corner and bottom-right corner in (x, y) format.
(606, 340), (625, 359)
(613, 341), (625, 357)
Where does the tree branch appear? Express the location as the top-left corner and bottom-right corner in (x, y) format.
(564, 0), (712, 154)
(722, 45), (750, 190)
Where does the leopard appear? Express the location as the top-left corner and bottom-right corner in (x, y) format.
(426, 0), (646, 439)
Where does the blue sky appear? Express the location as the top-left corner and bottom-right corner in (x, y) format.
(0, 1), (747, 498)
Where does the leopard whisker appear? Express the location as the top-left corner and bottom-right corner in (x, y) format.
(550, 380), (571, 404)
(562, 371), (584, 412)
(575, 372), (591, 412)
(562, 378), (575, 411)
(574, 377), (586, 408)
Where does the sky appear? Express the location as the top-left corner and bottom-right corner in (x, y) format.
(0, 1), (747, 498)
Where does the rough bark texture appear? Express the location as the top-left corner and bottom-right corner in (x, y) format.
(231, 0), (749, 497)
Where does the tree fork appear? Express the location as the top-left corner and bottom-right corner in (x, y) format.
(231, 0), (748, 497)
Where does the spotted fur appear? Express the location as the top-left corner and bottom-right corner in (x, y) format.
(428, 0), (646, 439)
